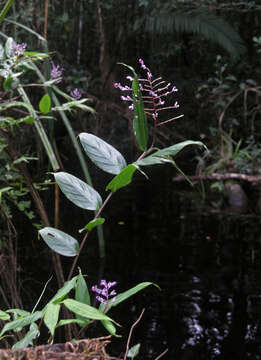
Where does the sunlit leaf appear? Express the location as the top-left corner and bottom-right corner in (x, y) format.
(39, 227), (79, 257)
(54, 172), (102, 210)
(79, 218), (105, 233)
(79, 133), (127, 175)
(75, 271), (90, 306)
(39, 93), (51, 114)
(152, 140), (206, 157)
(63, 299), (117, 324)
(44, 303), (60, 337)
(0, 311), (43, 336)
(47, 276), (78, 305)
(106, 164), (137, 192)
(0, 310), (10, 321)
(101, 319), (120, 337)
(12, 324), (39, 350)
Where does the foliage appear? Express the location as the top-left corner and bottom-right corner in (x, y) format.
(0, 272), (156, 348)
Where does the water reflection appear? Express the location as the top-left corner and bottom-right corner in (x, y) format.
(98, 172), (261, 359)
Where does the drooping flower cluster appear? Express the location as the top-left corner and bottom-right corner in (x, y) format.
(70, 88), (82, 100)
(12, 42), (27, 57)
(92, 280), (117, 305)
(50, 61), (64, 83)
(114, 58), (181, 126)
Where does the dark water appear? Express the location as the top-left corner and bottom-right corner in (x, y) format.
(77, 167), (261, 360)
(4, 165), (261, 359)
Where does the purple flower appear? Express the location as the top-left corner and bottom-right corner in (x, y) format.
(70, 88), (82, 100)
(12, 42), (27, 57)
(92, 280), (117, 305)
(114, 58), (181, 125)
(50, 61), (64, 83)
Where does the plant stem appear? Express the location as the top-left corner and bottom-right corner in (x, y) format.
(67, 191), (113, 281)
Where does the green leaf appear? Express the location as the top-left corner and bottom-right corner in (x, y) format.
(0, 310), (10, 321)
(101, 319), (120, 337)
(6, 309), (30, 317)
(39, 93), (51, 114)
(54, 172), (102, 210)
(3, 77), (16, 90)
(132, 75), (148, 151)
(79, 218), (105, 233)
(63, 299), (117, 324)
(47, 276), (78, 305)
(0, 0), (15, 26)
(75, 272), (91, 306)
(19, 116), (34, 124)
(44, 303), (60, 337)
(103, 282), (159, 313)
(127, 344), (141, 359)
(56, 318), (88, 329)
(106, 164), (137, 192)
(12, 324), (39, 350)
(135, 155), (173, 166)
(79, 133), (127, 175)
(0, 311), (43, 336)
(39, 227), (79, 257)
(151, 140), (206, 158)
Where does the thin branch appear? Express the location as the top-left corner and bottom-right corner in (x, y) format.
(123, 308), (145, 360)
(154, 348), (168, 360)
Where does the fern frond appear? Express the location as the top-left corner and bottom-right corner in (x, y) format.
(146, 10), (246, 60)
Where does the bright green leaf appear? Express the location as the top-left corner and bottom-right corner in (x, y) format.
(56, 318), (88, 329)
(54, 172), (102, 210)
(44, 303), (60, 337)
(0, 311), (43, 337)
(12, 324), (39, 350)
(39, 93), (51, 114)
(79, 133), (127, 175)
(0, 310), (10, 321)
(79, 218), (105, 233)
(39, 227), (79, 257)
(75, 272), (90, 306)
(47, 276), (78, 305)
(63, 299), (117, 324)
(106, 164), (137, 192)
(101, 319), (120, 337)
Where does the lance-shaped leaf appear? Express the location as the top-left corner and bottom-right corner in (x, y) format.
(39, 227), (79, 257)
(151, 140), (206, 158)
(12, 324), (39, 350)
(44, 303), (60, 337)
(132, 75), (148, 151)
(102, 282), (159, 314)
(54, 172), (102, 210)
(0, 311), (43, 337)
(118, 63), (148, 151)
(136, 140), (206, 167)
(79, 218), (105, 233)
(79, 133), (127, 175)
(47, 276), (78, 305)
(63, 299), (118, 324)
(106, 164), (137, 192)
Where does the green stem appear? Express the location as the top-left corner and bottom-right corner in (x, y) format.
(0, 0), (15, 26)
(30, 61), (105, 257)
(17, 86), (60, 171)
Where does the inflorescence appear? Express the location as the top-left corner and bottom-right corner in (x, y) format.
(114, 58), (182, 127)
(92, 280), (117, 305)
